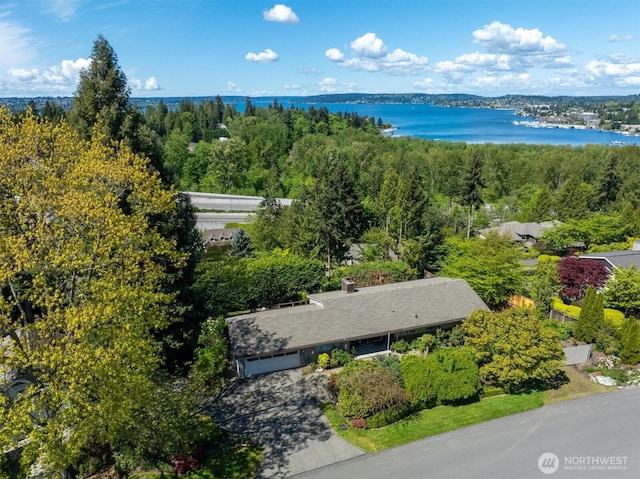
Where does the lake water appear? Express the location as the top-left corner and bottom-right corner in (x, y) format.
(251, 100), (640, 147)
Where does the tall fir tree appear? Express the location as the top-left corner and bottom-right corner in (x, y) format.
(594, 155), (621, 211)
(67, 36), (205, 367)
(620, 318), (640, 365)
(555, 175), (589, 221)
(460, 149), (486, 238)
(575, 286), (604, 343)
(68, 34), (130, 142)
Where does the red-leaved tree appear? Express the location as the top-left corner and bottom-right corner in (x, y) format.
(557, 257), (609, 302)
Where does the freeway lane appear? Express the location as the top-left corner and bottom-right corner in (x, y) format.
(294, 387), (640, 479)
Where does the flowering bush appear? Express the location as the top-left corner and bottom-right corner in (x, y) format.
(350, 418), (368, 429)
(170, 447), (203, 474)
(593, 355), (621, 370)
(317, 353), (331, 369)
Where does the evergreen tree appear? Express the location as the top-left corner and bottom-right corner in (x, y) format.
(620, 318), (640, 365)
(521, 186), (554, 222)
(306, 157), (365, 272)
(67, 36), (205, 368)
(575, 286), (604, 343)
(529, 257), (561, 313)
(594, 155), (621, 211)
(555, 175), (589, 221)
(230, 229), (255, 258)
(68, 34), (130, 142)
(460, 149), (486, 238)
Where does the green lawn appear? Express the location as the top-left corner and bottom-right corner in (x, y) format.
(323, 391), (545, 452)
(324, 365), (617, 453)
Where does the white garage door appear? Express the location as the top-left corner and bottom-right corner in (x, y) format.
(244, 351), (300, 376)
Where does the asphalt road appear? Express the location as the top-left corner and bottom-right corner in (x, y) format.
(294, 387), (640, 479)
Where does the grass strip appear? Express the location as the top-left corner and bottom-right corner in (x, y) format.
(323, 391), (544, 452)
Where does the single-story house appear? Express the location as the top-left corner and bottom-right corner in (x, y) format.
(201, 228), (239, 247)
(226, 277), (488, 378)
(579, 250), (640, 275)
(478, 221), (559, 247)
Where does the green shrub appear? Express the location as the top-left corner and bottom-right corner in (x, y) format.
(602, 368), (628, 383)
(390, 339), (410, 353)
(416, 333), (437, 353)
(604, 308), (625, 329)
(552, 297), (581, 319)
(541, 319), (574, 341)
(595, 322), (621, 355)
(245, 252), (325, 308)
(552, 298), (625, 331)
(400, 348), (482, 407)
(336, 361), (408, 419)
(373, 354), (402, 381)
(330, 348), (352, 367)
(332, 261), (417, 288)
(366, 403), (417, 429)
(317, 353), (331, 369)
(481, 386), (505, 398)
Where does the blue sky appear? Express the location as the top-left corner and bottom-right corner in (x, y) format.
(1, 0), (638, 97)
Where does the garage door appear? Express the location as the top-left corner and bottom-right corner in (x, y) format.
(244, 351), (300, 376)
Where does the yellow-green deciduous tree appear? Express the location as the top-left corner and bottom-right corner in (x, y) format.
(0, 108), (188, 476)
(462, 308), (565, 393)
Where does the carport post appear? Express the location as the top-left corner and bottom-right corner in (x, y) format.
(387, 332), (390, 350)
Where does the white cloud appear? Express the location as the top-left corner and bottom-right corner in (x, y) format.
(426, 20), (574, 92)
(227, 81), (242, 93)
(470, 21), (571, 70)
(609, 34), (634, 42)
(41, 0), (83, 22)
(144, 76), (159, 90)
(319, 77), (355, 93)
(130, 76), (160, 91)
(473, 21), (566, 55)
(351, 33), (387, 58)
(245, 49), (279, 63)
(298, 67), (322, 75)
(325, 48), (344, 62)
(470, 73), (531, 90)
(434, 60), (473, 81)
(327, 33), (428, 76)
(284, 84), (300, 90)
(586, 55), (640, 87)
(455, 52), (511, 71)
(4, 57), (90, 94)
(263, 4), (299, 24)
(413, 77), (436, 91)
(8, 68), (39, 81)
(0, 16), (35, 70)
(320, 77), (337, 93)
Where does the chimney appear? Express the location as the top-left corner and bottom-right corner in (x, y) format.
(341, 277), (355, 294)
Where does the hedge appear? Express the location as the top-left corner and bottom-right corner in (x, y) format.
(552, 297), (625, 329)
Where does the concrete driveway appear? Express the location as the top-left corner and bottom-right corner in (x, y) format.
(209, 369), (364, 478)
